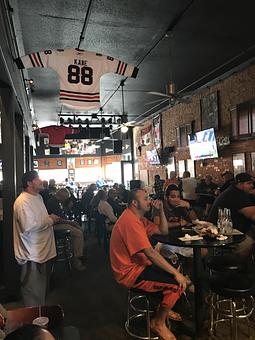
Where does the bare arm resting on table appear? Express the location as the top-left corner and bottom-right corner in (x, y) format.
(143, 247), (188, 290)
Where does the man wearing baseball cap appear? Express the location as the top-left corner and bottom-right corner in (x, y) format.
(209, 172), (255, 258)
(13, 170), (60, 306)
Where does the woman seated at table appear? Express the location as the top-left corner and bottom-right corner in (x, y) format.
(153, 184), (199, 258)
(154, 184), (197, 227)
(97, 190), (117, 230)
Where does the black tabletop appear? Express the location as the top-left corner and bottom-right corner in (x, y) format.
(152, 228), (246, 248)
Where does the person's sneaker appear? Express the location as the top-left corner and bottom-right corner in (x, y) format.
(73, 258), (86, 271)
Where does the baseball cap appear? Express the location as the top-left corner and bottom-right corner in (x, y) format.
(235, 172), (253, 183)
(222, 170), (233, 177)
(22, 170), (39, 188)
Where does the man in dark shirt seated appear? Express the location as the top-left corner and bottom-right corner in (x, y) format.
(209, 172), (255, 258)
(217, 170), (234, 194)
(39, 180), (51, 205)
(196, 175), (217, 216)
(46, 188), (85, 271)
(153, 174), (165, 199)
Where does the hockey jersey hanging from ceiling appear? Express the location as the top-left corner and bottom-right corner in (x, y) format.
(15, 48), (139, 110)
(34, 125), (77, 146)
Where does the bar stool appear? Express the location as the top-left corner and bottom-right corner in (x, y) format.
(125, 288), (159, 340)
(207, 254), (247, 274)
(209, 272), (254, 340)
(52, 229), (73, 274)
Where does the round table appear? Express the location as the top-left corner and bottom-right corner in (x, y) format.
(152, 229), (246, 335)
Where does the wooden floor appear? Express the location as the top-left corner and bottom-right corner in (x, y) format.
(4, 230), (255, 339)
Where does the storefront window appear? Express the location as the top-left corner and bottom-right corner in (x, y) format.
(232, 153), (246, 176)
(178, 160), (185, 177)
(251, 152), (255, 172)
(187, 159), (195, 177)
(166, 157), (175, 176)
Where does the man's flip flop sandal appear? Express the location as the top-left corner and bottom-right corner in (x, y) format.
(168, 310), (182, 322)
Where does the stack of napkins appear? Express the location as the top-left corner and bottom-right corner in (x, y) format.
(179, 234), (203, 242)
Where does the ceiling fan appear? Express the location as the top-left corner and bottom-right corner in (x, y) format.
(146, 27), (192, 107)
(147, 82), (192, 106)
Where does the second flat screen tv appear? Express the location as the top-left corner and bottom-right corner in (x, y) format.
(188, 128), (218, 161)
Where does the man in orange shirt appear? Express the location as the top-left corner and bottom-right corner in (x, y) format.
(110, 189), (188, 340)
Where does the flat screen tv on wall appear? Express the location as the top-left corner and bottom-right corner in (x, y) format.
(188, 128), (218, 161)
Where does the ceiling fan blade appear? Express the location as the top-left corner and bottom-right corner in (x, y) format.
(127, 123), (144, 127)
(145, 98), (168, 105)
(148, 91), (171, 98)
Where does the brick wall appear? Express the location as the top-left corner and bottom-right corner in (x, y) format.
(134, 63), (255, 186)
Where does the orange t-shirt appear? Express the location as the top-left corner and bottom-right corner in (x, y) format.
(110, 208), (159, 288)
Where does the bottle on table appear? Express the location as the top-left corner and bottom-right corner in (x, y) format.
(225, 208), (233, 235)
(217, 208), (225, 235)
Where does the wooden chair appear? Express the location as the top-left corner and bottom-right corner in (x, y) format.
(95, 211), (106, 246)
(95, 212), (112, 252)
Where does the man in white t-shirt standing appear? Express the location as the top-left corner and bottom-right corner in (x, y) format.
(181, 171), (198, 203)
(13, 171), (60, 306)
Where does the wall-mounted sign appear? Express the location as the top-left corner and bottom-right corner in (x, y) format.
(216, 136), (230, 146)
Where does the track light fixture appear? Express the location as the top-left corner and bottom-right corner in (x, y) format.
(58, 113), (130, 129)
(25, 78), (34, 85)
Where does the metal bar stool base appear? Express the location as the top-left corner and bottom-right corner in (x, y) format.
(125, 290), (160, 340)
(209, 294), (254, 340)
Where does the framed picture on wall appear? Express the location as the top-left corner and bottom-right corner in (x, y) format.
(57, 160), (62, 166)
(94, 159), (99, 165)
(44, 160), (49, 166)
(200, 91), (219, 130)
(87, 159), (92, 165)
(80, 159), (85, 165)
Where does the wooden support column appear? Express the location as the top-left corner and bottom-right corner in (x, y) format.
(25, 135), (31, 172)
(1, 88), (20, 300)
(15, 113), (24, 194)
(130, 127), (135, 179)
